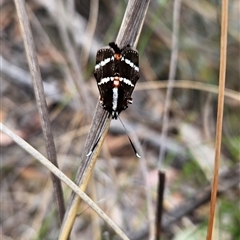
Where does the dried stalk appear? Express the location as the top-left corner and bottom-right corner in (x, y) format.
(155, 171), (166, 240)
(206, 0), (229, 239)
(55, 0), (91, 111)
(158, 0), (182, 168)
(0, 123), (130, 240)
(59, 0), (151, 239)
(80, 0), (99, 68)
(135, 80), (240, 102)
(14, 0), (65, 223)
(128, 163), (239, 239)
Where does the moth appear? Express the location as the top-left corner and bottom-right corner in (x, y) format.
(94, 42), (140, 119)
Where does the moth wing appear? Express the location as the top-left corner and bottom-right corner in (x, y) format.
(94, 47), (115, 100)
(119, 47), (139, 105)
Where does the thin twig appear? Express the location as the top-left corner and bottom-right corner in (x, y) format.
(14, 0), (65, 223)
(0, 123), (130, 240)
(135, 80), (240, 102)
(60, 0), (151, 239)
(128, 163), (240, 240)
(158, 0), (182, 168)
(155, 171), (166, 240)
(80, 0), (99, 68)
(56, 0), (92, 112)
(206, 0), (229, 239)
(26, 4), (82, 106)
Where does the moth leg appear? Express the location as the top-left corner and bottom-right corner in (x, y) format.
(127, 98), (133, 105)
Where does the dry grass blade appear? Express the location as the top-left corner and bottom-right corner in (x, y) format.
(0, 123), (130, 240)
(136, 80), (240, 102)
(13, 0), (65, 223)
(55, 0), (91, 111)
(60, 0), (151, 239)
(59, 105), (110, 240)
(206, 0), (229, 239)
(80, 0), (99, 68)
(158, 0), (182, 168)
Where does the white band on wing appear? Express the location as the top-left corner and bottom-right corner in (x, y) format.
(95, 56), (114, 70)
(121, 57), (139, 72)
(98, 77), (114, 85)
(120, 77), (134, 87)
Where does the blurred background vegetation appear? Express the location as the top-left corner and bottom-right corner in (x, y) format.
(1, 0), (239, 239)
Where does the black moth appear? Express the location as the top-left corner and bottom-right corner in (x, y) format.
(94, 42), (140, 119)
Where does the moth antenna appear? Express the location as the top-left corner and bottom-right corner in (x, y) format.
(118, 117), (141, 158)
(86, 136), (101, 157)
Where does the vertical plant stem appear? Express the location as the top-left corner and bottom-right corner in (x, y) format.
(59, 0), (151, 239)
(14, 0), (65, 223)
(206, 0), (228, 239)
(56, 0), (92, 111)
(155, 171), (166, 240)
(80, 0), (99, 68)
(158, 0), (182, 168)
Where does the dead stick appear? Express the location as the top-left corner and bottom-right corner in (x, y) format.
(14, 0), (65, 223)
(155, 171), (166, 240)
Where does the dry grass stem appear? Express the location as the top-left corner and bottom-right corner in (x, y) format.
(136, 80), (240, 102)
(14, 0), (65, 222)
(56, 0), (91, 111)
(80, 0), (99, 68)
(158, 0), (182, 168)
(60, 0), (151, 238)
(3, 0), (238, 239)
(206, 0), (229, 239)
(0, 123), (130, 240)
